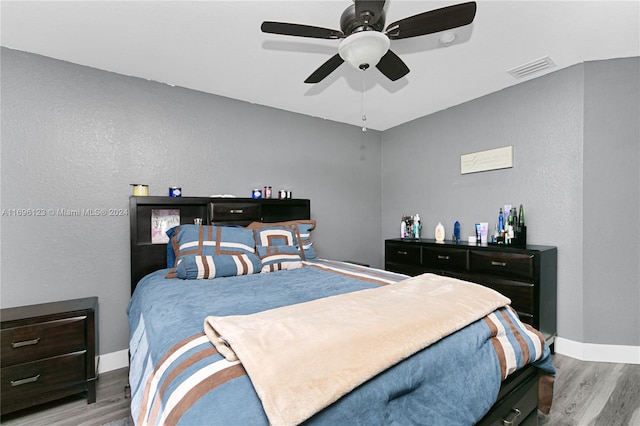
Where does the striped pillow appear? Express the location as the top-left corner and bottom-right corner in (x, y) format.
(295, 223), (316, 260)
(247, 220), (317, 260)
(254, 228), (295, 247)
(257, 246), (302, 273)
(174, 254), (261, 279)
(166, 225), (257, 278)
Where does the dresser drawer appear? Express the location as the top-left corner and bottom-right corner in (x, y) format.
(1, 316), (87, 367)
(210, 202), (260, 222)
(470, 251), (534, 281)
(385, 242), (421, 265)
(1, 351), (86, 401)
(421, 247), (468, 271)
(385, 239), (556, 347)
(478, 280), (535, 316)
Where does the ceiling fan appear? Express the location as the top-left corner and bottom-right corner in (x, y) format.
(261, 0), (477, 83)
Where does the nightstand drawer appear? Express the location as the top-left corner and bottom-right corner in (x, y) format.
(0, 297), (97, 415)
(470, 251), (534, 281)
(422, 247), (468, 271)
(1, 351), (86, 401)
(385, 243), (421, 265)
(1, 316), (87, 367)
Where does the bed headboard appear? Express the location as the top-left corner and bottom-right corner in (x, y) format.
(129, 196), (311, 294)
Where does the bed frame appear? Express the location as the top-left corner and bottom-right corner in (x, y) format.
(128, 195), (540, 426)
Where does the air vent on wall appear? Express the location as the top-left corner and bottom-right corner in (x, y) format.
(507, 56), (556, 79)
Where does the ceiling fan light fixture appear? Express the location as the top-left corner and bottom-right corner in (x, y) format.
(338, 31), (390, 70)
(439, 32), (457, 46)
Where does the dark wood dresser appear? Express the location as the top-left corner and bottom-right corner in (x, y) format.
(385, 239), (557, 346)
(0, 297), (98, 415)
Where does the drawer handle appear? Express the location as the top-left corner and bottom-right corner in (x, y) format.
(501, 408), (521, 425)
(491, 261), (507, 267)
(229, 209), (244, 214)
(437, 255), (450, 260)
(397, 251), (408, 255)
(11, 337), (41, 348)
(11, 374), (41, 387)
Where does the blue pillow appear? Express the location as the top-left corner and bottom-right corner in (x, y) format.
(296, 223), (317, 260)
(174, 254), (261, 279)
(166, 225), (256, 278)
(247, 220), (317, 260)
(257, 245), (302, 273)
(166, 226), (178, 268)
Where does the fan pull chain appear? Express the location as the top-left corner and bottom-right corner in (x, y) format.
(361, 73), (367, 132)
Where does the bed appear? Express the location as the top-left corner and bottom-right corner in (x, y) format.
(128, 196), (555, 426)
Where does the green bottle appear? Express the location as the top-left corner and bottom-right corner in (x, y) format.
(518, 204), (525, 226)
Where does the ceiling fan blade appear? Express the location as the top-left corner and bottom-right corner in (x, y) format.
(304, 54), (345, 83)
(354, 0), (386, 26)
(375, 50), (410, 81)
(261, 21), (344, 39)
(386, 1), (477, 40)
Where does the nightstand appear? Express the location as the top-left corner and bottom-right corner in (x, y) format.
(1, 297), (98, 415)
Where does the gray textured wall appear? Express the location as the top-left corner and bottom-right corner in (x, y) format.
(583, 58), (640, 346)
(2, 47), (638, 356)
(0, 48), (383, 354)
(382, 58), (639, 346)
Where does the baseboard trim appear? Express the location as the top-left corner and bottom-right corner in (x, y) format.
(97, 349), (129, 374)
(555, 337), (640, 364)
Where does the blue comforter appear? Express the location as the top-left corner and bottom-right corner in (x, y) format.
(128, 260), (554, 425)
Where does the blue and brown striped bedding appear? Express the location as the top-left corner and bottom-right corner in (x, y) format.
(127, 260), (554, 425)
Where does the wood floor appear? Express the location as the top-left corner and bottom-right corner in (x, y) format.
(1, 353), (638, 425)
(538, 353), (640, 426)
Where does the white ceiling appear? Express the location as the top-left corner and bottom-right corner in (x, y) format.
(1, 1), (638, 131)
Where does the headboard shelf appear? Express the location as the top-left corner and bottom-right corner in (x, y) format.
(129, 196), (311, 294)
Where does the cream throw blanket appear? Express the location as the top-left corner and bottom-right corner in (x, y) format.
(204, 273), (510, 426)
